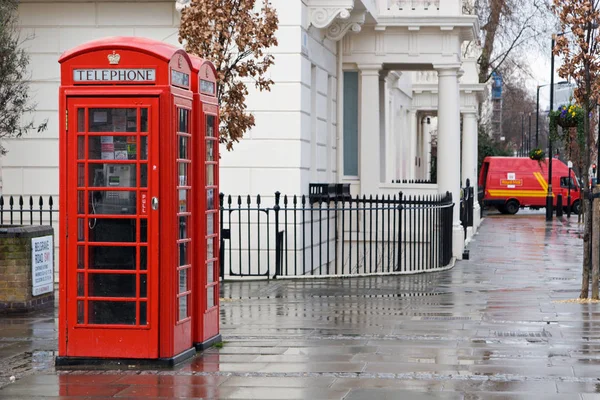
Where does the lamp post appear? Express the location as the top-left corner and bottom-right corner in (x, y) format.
(521, 114), (525, 156)
(568, 160), (573, 217)
(528, 112), (532, 154)
(546, 34), (557, 221)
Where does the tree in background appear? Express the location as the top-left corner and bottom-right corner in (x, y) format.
(0, 0), (47, 155)
(178, 0), (278, 151)
(552, 0), (600, 299)
(470, 0), (553, 84)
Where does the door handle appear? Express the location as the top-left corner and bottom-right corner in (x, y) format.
(151, 197), (159, 210)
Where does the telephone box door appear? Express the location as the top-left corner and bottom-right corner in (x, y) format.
(65, 97), (159, 358)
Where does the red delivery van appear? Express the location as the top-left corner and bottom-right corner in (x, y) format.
(479, 156), (581, 215)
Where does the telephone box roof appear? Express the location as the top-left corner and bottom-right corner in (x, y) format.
(59, 36), (188, 64)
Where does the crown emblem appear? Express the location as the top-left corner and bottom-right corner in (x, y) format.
(108, 51), (120, 65)
(178, 55), (183, 68)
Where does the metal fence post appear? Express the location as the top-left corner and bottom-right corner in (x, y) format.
(219, 193), (225, 280)
(274, 191), (281, 278)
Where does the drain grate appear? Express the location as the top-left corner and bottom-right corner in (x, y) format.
(421, 316), (472, 321)
(492, 330), (552, 338)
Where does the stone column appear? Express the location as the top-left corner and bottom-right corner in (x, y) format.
(423, 116), (432, 181)
(436, 65), (464, 259)
(358, 64), (382, 194)
(408, 109), (417, 179)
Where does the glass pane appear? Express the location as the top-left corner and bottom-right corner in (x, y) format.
(206, 189), (214, 210)
(78, 164), (85, 187)
(89, 108), (137, 133)
(78, 136), (85, 159)
(206, 140), (214, 161)
(179, 189), (188, 213)
(207, 238), (214, 260)
(179, 242), (188, 266)
(207, 287), (214, 308)
(77, 273), (84, 296)
(77, 109), (85, 132)
(77, 246), (85, 269)
(179, 295), (188, 320)
(89, 219), (136, 242)
(178, 163), (188, 186)
(89, 164), (137, 187)
(141, 108), (148, 132)
(140, 219), (148, 243)
(178, 108), (189, 133)
(207, 261), (214, 284)
(89, 246), (136, 270)
(78, 191), (85, 214)
(88, 273), (136, 298)
(206, 115), (215, 137)
(77, 218), (85, 241)
(179, 136), (188, 159)
(140, 136), (148, 160)
(89, 191), (137, 215)
(140, 247), (147, 270)
(179, 216), (188, 240)
(88, 136), (137, 160)
(206, 164), (214, 186)
(207, 213), (214, 235)
(140, 274), (147, 298)
(140, 301), (147, 325)
(179, 269), (187, 293)
(77, 301), (84, 324)
(88, 301), (136, 325)
(141, 164), (148, 188)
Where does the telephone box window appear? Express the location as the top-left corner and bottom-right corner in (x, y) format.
(77, 109), (85, 132)
(88, 136), (137, 160)
(88, 246), (136, 270)
(89, 108), (137, 133)
(178, 108), (189, 133)
(140, 108), (148, 132)
(88, 301), (136, 325)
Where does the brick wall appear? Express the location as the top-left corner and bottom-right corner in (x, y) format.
(0, 225), (54, 312)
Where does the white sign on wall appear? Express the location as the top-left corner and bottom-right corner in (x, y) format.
(31, 235), (53, 296)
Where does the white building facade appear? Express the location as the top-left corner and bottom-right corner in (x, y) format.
(1, 0), (484, 266)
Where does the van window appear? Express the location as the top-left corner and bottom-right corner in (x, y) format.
(560, 177), (576, 189)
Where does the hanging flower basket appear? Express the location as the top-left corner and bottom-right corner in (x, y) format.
(529, 148), (545, 162)
(549, 103), (585, 144)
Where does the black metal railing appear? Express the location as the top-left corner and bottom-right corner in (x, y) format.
(0, 196), (57, 226)
(220, 191), (454, 279)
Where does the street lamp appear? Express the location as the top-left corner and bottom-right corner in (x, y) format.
(521, 114), (524, 156)
(546, 34), (559, 221)
(567, 160), (573, 217)
(528, 113), (532, 154)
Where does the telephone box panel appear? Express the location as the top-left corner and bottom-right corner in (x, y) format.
(58, 37), (199, 365)
(190, 56), (221, 350)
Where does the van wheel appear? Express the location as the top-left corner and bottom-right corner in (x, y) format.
(496, 205), (507, 214)
(505, 200), (520, 215)
(572, 200), (581, 215)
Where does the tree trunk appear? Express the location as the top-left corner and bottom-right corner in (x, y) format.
(478, 0), (503, 83)
(593, 186), (600, 299)
(581, 190), (591, 298)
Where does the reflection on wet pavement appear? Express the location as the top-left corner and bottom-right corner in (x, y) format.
(3, 213), (600, 398)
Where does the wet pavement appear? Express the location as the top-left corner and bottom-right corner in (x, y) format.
(2, 211), (600, 399)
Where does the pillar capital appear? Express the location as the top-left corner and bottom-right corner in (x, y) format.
(433, 64), (461, 77)
(357, 64), (383, 75)
(461, 110), (478, 116)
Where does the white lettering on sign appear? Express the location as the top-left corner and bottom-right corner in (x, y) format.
(73, 69), (156, 82)
(31, 235), (53, 296)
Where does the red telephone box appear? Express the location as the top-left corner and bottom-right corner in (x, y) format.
(190, 56), (221, 350)
(56, 37), (218, 366)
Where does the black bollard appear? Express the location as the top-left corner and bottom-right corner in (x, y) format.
(556, 194), (563, 217)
